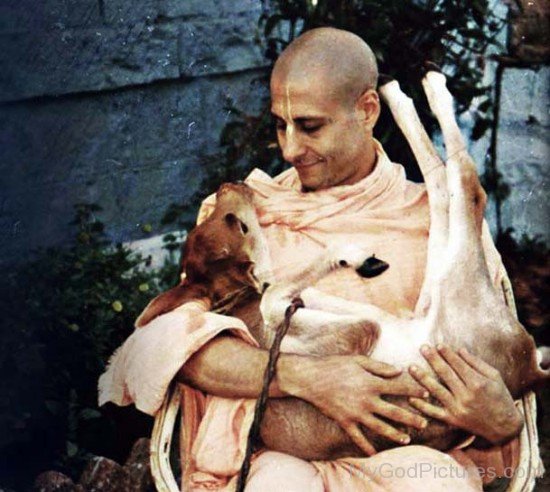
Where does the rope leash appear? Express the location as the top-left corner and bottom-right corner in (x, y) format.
(236, 297), (304, 492)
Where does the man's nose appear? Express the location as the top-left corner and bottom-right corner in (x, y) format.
(281, 129), (305, 164)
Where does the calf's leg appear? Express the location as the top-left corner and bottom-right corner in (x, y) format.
(379, 78), (448, 316)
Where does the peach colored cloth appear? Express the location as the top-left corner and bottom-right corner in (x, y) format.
(98, 142), (518, 491)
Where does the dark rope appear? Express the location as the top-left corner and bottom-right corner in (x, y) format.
(236, 297), (304, 492)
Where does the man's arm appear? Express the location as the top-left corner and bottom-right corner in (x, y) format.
(176, 334), (287, 398)
(177, 333), (430, 455)
(409, 344), (524, 446)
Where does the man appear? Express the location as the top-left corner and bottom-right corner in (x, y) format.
(99, 28), (523, 490)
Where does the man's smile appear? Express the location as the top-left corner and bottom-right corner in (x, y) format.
(294, 158), (325, 169)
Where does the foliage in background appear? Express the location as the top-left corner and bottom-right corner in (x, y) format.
(0, 204), (179, 489)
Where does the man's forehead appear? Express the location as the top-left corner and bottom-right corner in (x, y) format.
(270, 73), (344, 117)
(271, 66), (339, 94)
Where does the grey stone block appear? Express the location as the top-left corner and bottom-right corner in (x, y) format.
(0, 70), (266, 268)
(179, 14), (266, 77)
(496, 125), (549, 241)
(81, 157), (206, 242)
(496, 123), (548, 166)
(0, 22), (180, 102)
(500, 163), (549, 241)
(159, 0), (262, 20)
(103, 0), (159, 26)
(101, 0), (263, 25)
(0, 0), (100, 32)
(499, 67), (550, 128)
(495, 66), (549, 241)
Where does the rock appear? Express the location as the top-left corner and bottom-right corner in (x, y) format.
(78, 456), (129, 491)
(123, 438), (155, 491)
(33, 471), (84, 491)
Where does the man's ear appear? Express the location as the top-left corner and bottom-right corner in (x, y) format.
(356, 89), (380, 130)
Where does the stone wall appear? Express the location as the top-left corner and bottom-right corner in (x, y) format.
(1, 1), (548, 271)
(496, 0), (549, 242)
(459, 0), (548, 242)
(497, 65), (549, 241)
(0, 0), (268, 269)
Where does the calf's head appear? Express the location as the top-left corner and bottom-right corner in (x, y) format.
(183, 183), (262, 302)
(135, 182), (262, 327)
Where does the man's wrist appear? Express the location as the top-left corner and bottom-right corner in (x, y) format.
(276, 353), (319, 399)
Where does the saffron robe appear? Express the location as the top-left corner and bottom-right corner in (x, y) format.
(98, 142), (519, 490)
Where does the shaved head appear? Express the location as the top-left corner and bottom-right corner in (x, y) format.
(272, 27), (378, 107)
(270, 28), (381, 190)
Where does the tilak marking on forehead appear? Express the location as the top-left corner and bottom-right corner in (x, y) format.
(284, 84), (294, 137)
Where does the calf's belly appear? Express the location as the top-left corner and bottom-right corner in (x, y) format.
(261, 398), (360, 461)
(260, 380), (461, 461)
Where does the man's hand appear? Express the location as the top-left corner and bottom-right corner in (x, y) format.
(408, 345), (524, 445)
(278, 354), (429, 455)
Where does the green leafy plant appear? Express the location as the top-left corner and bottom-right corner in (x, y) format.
(0, 204), (178, 488)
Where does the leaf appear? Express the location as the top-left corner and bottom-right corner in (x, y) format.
(67, 441), (78, 457)
(79, 408), (101, 420)
(45, 400), (63, 415)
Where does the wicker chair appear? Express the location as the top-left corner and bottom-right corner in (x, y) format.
(150, 276), (544, 491)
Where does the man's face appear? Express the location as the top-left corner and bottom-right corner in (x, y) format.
(270, 73), (373, 191)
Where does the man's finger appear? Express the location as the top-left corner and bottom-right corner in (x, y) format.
(342, 423), (377, 456)
(361, 414), (411, 445)
(358, 357), (402, 378)
(420, 345), (465, 395)
(438, 345), (478, 383)
(408, 397), (449, 422)
(408, 365), (453, 406)
(380, 374), (429, 398)
(374, 401), (428, 430)
(458, 348), (498, 378)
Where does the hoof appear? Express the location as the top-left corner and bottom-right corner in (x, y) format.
(378, 73), (395, 88)
(422, 61), (443, 75)
(356, 256), (390, 278)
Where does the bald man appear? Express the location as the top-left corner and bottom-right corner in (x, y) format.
(99, 28), (522, 491)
